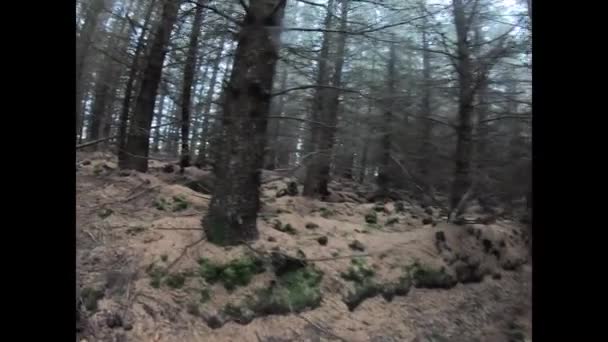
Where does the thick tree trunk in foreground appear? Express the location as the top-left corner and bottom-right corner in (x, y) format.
(203, 0), (287, 245)
(122, 0), (180, 171)
(179, 0), (206, 172)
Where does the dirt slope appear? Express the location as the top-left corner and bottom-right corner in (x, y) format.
(76, 153), (531, 342)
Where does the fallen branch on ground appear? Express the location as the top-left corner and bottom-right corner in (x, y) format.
(166, 237), (206, 271)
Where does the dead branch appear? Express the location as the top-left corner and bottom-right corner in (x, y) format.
(389, 154), (445, 210)
(76, 137), (113, 150)
(166, 237), (206, 271)
(123, 185), (160, 203)
(297, 314), (348, 342)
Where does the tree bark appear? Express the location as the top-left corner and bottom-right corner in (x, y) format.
(151, 89), (167, 153)
(449, 0), (476, 213)
(122, 0), (180, 171)
(264, 64), (288, 170)
(377, 35), (396, 197)
(302, 0), (340, 197)
(179, 0), (207, 172)
(417, 14), (434, 191)
(195, 34), (228, 167)
(301, 0), (334, 178)
(117, 0), (157, 168)
(76, 0), (109, 141)
(202, 0), (287, 245)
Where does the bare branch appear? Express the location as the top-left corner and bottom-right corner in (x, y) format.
(296, 0), (325, 8)
(271, 84), (368, 98)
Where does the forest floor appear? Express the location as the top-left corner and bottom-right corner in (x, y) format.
(76, 152), (531, 342)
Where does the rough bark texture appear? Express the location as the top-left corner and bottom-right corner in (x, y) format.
(122, 0), (180, 171)
(417, 16), (434, 190)
(76, 0), (108, 141)
(264, 65), (288, 170)
(179, 0), (206, 172)
(117, 0), (156, 168)
(302, 0), (339, 197)
(196, 34), (227, 167)
(377, 37), (396, 197)
(449, 0), (476, 212)
(151, 89), (167, 153)
(202, 0), (287, 245)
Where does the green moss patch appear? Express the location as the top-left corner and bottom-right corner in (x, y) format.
(409, 262), (456, 289)
(198, 256), (265, 291)
(319, 207), (334, 218)
(341, 258), (375, 283)
(81, 287), (105, 311)
(365, 211), (378, 224)
(272, 220), (297, 235)
(250, 266), (324, 315)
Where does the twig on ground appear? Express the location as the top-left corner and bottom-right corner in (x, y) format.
(166, 237), (206, 271)
(297, 313), (348, 342)
(190, 193), (211, 199)
(123, 185), (160, 203)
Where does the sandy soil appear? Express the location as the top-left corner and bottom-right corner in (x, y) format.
(76, 152), (531, 342)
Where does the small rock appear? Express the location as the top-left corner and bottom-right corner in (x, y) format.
(118, 170), (131, 177)
(422, 217), (434, 225)
(123, 323), (133, 331)
(267, 236), (277, 242)
(82, 160), (91, 165)
(394, 202), (405, 212)
(305, 222), (319, 229)
(276, 188), (287, 197)
(106, 313), (123, 328)
(482, 239), (493, 253)
(202, 312), (225, 329)
(435, 231), (446, 243)
(373, 203), (385, 212)
(287, 181), (298, 196)
(317, 236), (328, 246)
(348, 240), (365, 251)
(385, 217), (399, 226)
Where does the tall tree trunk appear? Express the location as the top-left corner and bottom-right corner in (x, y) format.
(378, 36), (396, 197)
(203, 0), (287, 245)
(301, 0), (334, 183)
(264, 64), (288, 170)
(76, 0), (108, 141)
(122, 0), (180, 171)
(179, 0), (206, 172)
(204, 42), (235, 169)
(190, 57), (212, 160)
(152, 89), (167, 153)
(117, 0), (157, 168)
(449, 0), (476, 214)
(195, 34), (227, 167)
(302, 0), (337, 197)
(417, 14), (434, 190)
(88, 12), (130, 149)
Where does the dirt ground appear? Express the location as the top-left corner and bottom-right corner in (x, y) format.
(76, 152), (531, 342)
